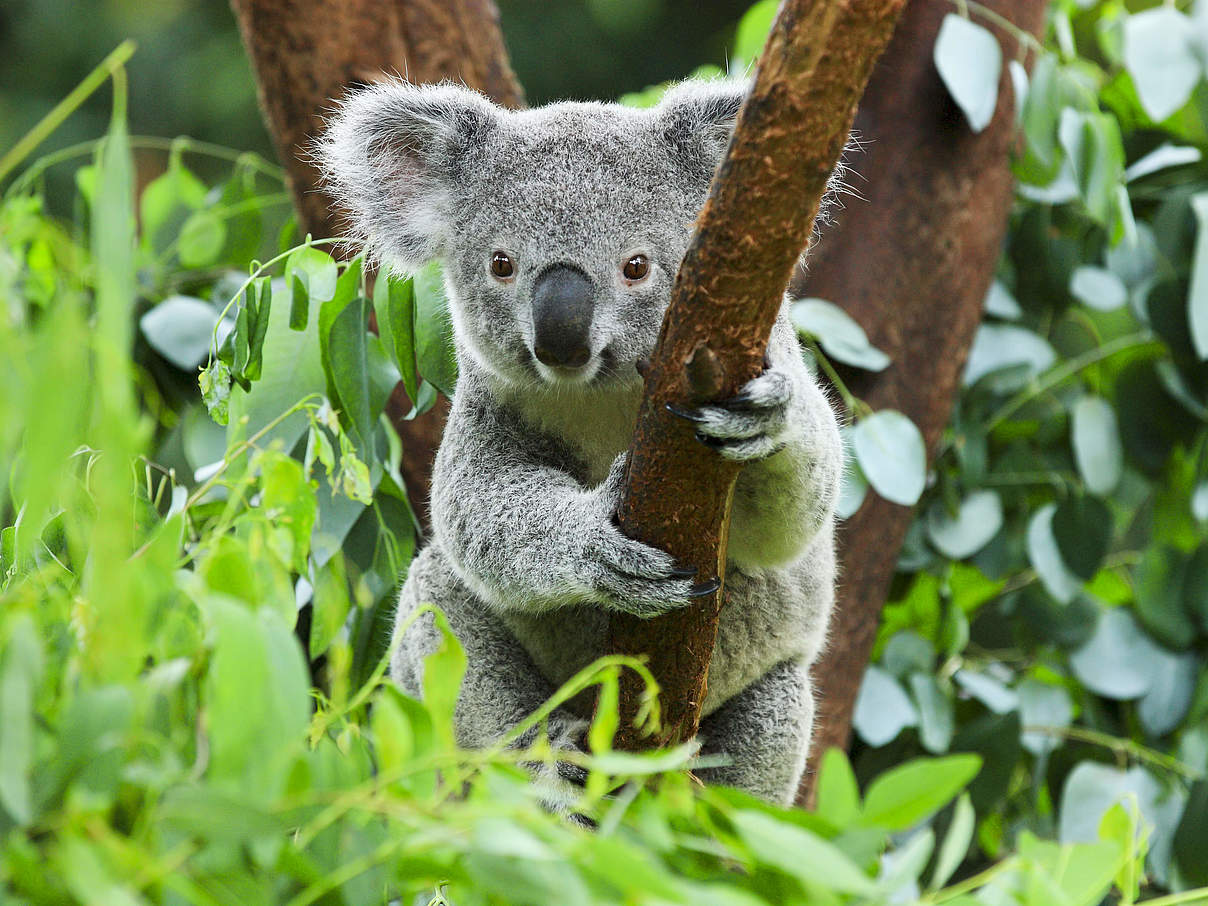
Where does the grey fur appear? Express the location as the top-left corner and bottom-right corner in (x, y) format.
(320, 78), (844, 805)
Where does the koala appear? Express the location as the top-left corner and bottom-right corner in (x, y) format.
(320, 78), (844, 806)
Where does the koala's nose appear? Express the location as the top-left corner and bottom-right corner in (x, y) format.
(531, 264), (594, 370)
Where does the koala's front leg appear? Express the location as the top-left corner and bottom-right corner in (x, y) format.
(433, 374), (717, 617)
(664, 313), (843, 569)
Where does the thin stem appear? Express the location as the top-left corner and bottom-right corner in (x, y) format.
(0, 40), (136, 185)
(961, 0), (1045, 53)
(1142, 889), (1208, 906)
(985, 331), (1157, 431)
(1025, 725), (1202, 779)
(925, 856), (1019, 903)
(806, 339), (869, 419)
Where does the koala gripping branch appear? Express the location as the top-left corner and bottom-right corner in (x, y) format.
(609, 0), (908, 750)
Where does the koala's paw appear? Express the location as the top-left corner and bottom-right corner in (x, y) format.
(583, 457), (720, 618)
(666, 363), (794, 462)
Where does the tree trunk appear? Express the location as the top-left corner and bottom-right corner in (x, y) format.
(229, 0), (524, 518)
(609, 0), (908, 750)
(794, 0), (1047, 803)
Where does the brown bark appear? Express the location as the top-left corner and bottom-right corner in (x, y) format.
(229, 0), (524, 516)
(795, 0), (1047, 803)
(609, 0), (908, 750)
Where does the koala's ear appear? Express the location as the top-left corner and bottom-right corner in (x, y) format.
(654, 79), (749, 178)
(319, 80), (499, 268)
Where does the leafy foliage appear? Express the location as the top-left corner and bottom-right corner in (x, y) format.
(3, 0), (1208, 902)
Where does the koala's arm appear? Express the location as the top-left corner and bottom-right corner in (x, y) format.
(726, 312), (843, 569)
(432, 373), (700, 617)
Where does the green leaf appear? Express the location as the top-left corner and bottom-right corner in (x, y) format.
(1123, 8), (1201, 122)
(929, 794), (975, 891)
(178, 209), (227, 268)
(853, 664), (918, 746)
(1186, 191), (1208, 360)
(1135, 545), (1198, 650)
(1071, 396), (1123, 495)
(1069, 266), (1127, 311)
(909, 672), (955, 754)
(732, 0), (777, 63)
(413, 261), (459, 398)
(140, 295), (223, 371)
(984, 280), (1022, 319)
(814, 748), (861, 827)
(201, 595), (310, 804)
(791, 298), (890, 371)
(861, 754), (982, 831)
(1174, 779), (1208, 885)
(926, 490), (1002, 559)
(1137, 649), (1198, 737)
(852, 410), (926, 506)
(1125, 143), (1201, 182)
(963, 324), (1056, 393)
(422, 609), (467, 748)
(1069, 607), (1166, 699)
(729, 810), (877, 894)
(1059, 109), (1125, 226)
(1027, 503), (1083, 603)
(373, 271), (419, 402)
(933, 14), (1002, 133)
(0, 616), (42, 824)
(139, 152), (206, 254)
(260, 451), (315, 572)
(1018, 678), (1073, 755)
(309, 552), (350, 659)
(289, 273), (308, 331)
(1051, 494), (1112, 581)
(326, 295), (373, 446)
(286, 246), (338, 304)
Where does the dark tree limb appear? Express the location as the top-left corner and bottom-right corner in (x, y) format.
(610, 0), (909, 750)
(229, 0), (524, 517)
(795, 0), (1047, 803)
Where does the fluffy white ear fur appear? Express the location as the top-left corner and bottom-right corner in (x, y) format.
(318, 80), (499, 269)
(654, 78), (750, 177)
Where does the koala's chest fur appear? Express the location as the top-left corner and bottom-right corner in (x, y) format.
(504, 383), (643, 485)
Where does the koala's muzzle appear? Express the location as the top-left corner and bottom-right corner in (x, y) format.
(531, 264), (593, 370)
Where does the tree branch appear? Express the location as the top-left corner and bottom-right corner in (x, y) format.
(609, 0), (908, 749)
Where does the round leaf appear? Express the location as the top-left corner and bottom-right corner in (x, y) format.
(926, 490), (1003, 559)
(963, 324), (1056, 392)
(1069, 607), (1166, 700)
(1027, 503), (1083, 604)
(853, 664), (918, 747)
(791, 298), (890, 371)
(1051, 494), (1112, 581)
(140, 295), (224, 370)
(1137, 649), (1198, 737)
(934, 14), (1003, 133)
(178, 210), (227, 268)
(1069, 266), (1127, 311)
(1123, 8), (1200, 122)
(1071, 396), (1123, 494)
(852, 410), (927, 506)
(1018, 679), (1073, 755)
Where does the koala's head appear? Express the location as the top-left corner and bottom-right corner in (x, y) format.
(320, 79), (746, 390)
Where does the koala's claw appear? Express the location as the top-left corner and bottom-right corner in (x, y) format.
(665, 366), (796, 462)
(689, 577), (722, 597)
(669, 564), (699, 579)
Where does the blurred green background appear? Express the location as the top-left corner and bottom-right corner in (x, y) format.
(0, 0), (753, 163)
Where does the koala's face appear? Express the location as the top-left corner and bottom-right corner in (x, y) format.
(321, 80), (745, 390)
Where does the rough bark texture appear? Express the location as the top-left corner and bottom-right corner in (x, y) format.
(794, 0), (1047, 803)
(609, 0), (909, 750)
(229, 0), (524, 517)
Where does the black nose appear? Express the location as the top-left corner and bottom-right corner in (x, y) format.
(531, 264), (593, 369)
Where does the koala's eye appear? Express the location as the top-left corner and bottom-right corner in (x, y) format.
(490, 251), (515, 280)
(622, 254), (650, 282)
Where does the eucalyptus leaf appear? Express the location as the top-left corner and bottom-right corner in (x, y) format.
(1018, 678), (1073, 755)
(1186, 191), (1208, 360)
(1071, 396), (1123, 494)
(140, 295), (225, 370)
(1122, 8), (1201, 122)
(1125, 143), (1201, 182)
(853, 664), (918, 747)
(1069, 607), (1166, 700)
(851, 410), (927, 507)
(933, 14), (1002, 133)
(1027, 503), (1084, 604)
(1069, 266), (1127, 311)
(963, 323), (1056, 392)
(790, 298), (890, 371)
(926, 490), (1002, 559)
(413, 261), (459, 398)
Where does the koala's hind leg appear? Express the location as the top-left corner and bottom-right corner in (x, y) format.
(695, 658), (813, 805)
(390, 545), (589, 790)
